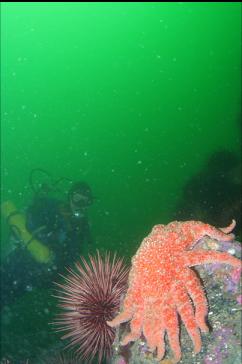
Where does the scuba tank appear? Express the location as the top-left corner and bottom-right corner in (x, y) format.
(1, 201), (53, 264)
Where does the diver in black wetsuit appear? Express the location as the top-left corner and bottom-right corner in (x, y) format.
(1, 180), (94, 308)
(26, 181), (93, 264)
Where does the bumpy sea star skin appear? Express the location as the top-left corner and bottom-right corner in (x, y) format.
(107, 220), (241, 363)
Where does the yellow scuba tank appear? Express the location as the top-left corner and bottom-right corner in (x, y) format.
(1, 201), (53, 264)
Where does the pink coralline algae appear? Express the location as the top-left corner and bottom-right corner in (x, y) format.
(107, 220), (241, 363)
(236, 294), (242, 305)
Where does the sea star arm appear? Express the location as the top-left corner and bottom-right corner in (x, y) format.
(184, 269), (209, 332)
(107, 310), (132, 327)
(155, 326), (166, 360)
(121, 305), (144, 345)
(163, 304), (181, 363)
(107, 285), (142, 328)
(184, 250), (241, 268)
(173, 284), (202, 354)
(219, 219), (236, 233)
(143, 314), (165, 358)
(196, 220), (235, 242)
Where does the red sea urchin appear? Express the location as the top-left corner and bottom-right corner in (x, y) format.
(54, 251), (129, 363)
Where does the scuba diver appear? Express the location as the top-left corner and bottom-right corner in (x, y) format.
(1, 169), (94, 308)
(26, 179), (93, 261)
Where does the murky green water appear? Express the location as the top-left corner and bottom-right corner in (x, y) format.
(1, 2), (241, 362)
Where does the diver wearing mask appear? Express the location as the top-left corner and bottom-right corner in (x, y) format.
(25, 180), (94, 263)
(1, 179), (94, 308)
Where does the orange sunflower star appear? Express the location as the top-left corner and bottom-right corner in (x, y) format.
(107, 220), (241, 363)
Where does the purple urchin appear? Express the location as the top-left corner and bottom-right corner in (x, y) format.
(53, 251), (129, 363)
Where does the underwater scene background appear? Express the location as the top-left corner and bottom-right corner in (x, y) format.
(1, 2), (241, 363)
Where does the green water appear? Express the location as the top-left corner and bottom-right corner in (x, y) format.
(1, 2), (241, 362)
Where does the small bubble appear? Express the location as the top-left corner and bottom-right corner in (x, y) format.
(26, 285), (33, 292)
